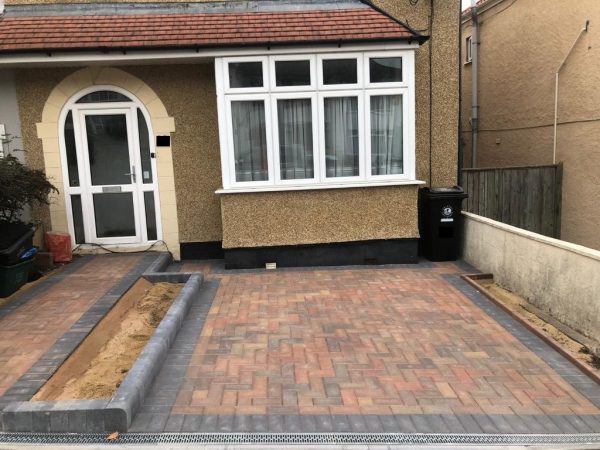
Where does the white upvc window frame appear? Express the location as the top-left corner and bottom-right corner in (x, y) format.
(317, 52), (363, 90)
(215, 48), (418, 192)
(270, 55), (317, 93)
(318, 90), (365, 183)
(364, 53), (408, 89)
(271, 91), (319, 185)
(224, 93), (274, 188)
(222, 56), (269, 93)
(465, 36), (473, 64)
(365, 88), (413, 182)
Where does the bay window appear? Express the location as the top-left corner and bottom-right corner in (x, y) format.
(216, 50), (416, 191)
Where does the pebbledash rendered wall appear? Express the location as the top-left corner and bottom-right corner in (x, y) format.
(14, 0), (460, 253)
(461, 0), (600, 251)
(220, 0), (460, 249)
(16, 64), (223, 255)
(462, 212), (600, 344)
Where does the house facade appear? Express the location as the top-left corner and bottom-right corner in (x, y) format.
(461, 0), (600, 250)
(0, 0), (460, 266)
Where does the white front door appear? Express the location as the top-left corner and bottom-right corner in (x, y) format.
(67, 99), (160, 246)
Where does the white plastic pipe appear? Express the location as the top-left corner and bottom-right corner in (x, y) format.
(553, 20), (589, 164)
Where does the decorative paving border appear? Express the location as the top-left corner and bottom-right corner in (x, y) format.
(131, 412), (600, 435)
(1, 431), (600, 446)
(0, 252), (207, 433)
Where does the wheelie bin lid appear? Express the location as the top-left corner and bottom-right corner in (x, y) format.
(421, 186), (467, 198)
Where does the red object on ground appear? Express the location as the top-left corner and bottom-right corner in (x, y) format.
(44, 232), (72, 263)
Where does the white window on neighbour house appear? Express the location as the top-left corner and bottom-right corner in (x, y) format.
(466, 36), (473, 63)
(215, 50), (416, 191)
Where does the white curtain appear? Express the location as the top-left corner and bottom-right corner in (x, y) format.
(324, 96), (359, 178)
(231, 100), (268, 181)
(278, 98), (314, 180)
(371, 95), (403, 175)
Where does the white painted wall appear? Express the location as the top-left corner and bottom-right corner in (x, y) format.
(462, 211), (600, 343)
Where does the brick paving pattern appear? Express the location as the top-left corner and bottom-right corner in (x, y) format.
(170, 262), (599, 417)
(0, 254), (143, 396)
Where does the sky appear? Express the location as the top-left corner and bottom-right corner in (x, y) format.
(462, 0), (472, 10)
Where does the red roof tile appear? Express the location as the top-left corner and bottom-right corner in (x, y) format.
(0, 8), (421, 53)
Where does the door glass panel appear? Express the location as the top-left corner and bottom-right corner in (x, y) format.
(144, 191), (157, 241)
(137, 109), (153, 184)
(70, 194), (85, 244)
(77, 91), (132, 103)
(85, 114), (131, 186)
(93, 193), (136, 238)
(64, 111), (80, 187)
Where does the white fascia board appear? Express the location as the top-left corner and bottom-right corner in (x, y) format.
(0, 42), (420, 68)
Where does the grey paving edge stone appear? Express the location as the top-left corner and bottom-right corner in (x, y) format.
(105, 272), (202, 431)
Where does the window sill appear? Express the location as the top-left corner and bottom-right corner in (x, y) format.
(216, 179), (426, 195)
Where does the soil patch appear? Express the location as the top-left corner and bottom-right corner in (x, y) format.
(477, 278), (600, 371)
(34, 281), (182, 401)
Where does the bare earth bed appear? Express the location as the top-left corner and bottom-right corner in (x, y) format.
(477, 278), (600, 372)
(34, 282), (182, 401)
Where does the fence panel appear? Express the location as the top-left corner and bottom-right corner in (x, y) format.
(462, 164), (562, 238)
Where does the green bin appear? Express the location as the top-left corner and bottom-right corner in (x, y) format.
(0, 258), (33, 298)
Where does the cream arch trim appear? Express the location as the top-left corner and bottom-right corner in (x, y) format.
(36, 67), (180, 259)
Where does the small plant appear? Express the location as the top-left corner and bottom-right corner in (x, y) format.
(0, 135), (58, 224)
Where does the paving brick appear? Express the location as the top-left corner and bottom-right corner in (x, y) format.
(172, 262), (599, 418)
(457, 414), (483, 434)
(163, 414), (184, 432)
(181, 414), (202, 432)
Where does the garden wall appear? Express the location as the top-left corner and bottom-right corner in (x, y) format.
(462, 211), (600, 343)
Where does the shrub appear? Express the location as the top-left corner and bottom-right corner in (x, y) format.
(0, 154), (58, 223)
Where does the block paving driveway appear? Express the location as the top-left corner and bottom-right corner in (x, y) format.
(132, 259), (600, 434)
(0, 253), (599, 438)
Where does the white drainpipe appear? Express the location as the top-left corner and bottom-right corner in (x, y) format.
(553, 20), (589, 164)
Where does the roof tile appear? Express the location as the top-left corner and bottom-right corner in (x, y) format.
(0, 8), (419, 53)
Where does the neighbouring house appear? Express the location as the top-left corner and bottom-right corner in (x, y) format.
(461, 0), (600, 250)
(0, 0), (460, 267)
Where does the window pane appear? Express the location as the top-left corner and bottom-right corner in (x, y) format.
(137, 109), (153, 184)
(324, 96), (359, 178)
(76, 90), (131, 103)
(85, 114), (131, 186)
(144, 191), (157, 241)
(275, 60), (311, 87)
(277, 98), (313, 180)
(229, 62), (263, 88)
(322, 59), (357, 85)
(64, 111), (80, 187)
(371, 95), (403, 175)
(70, 194), (85, 244)
(370, 57), (403, 83)
(93, 193), (136, 238)
(231, 100), (268, 182)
